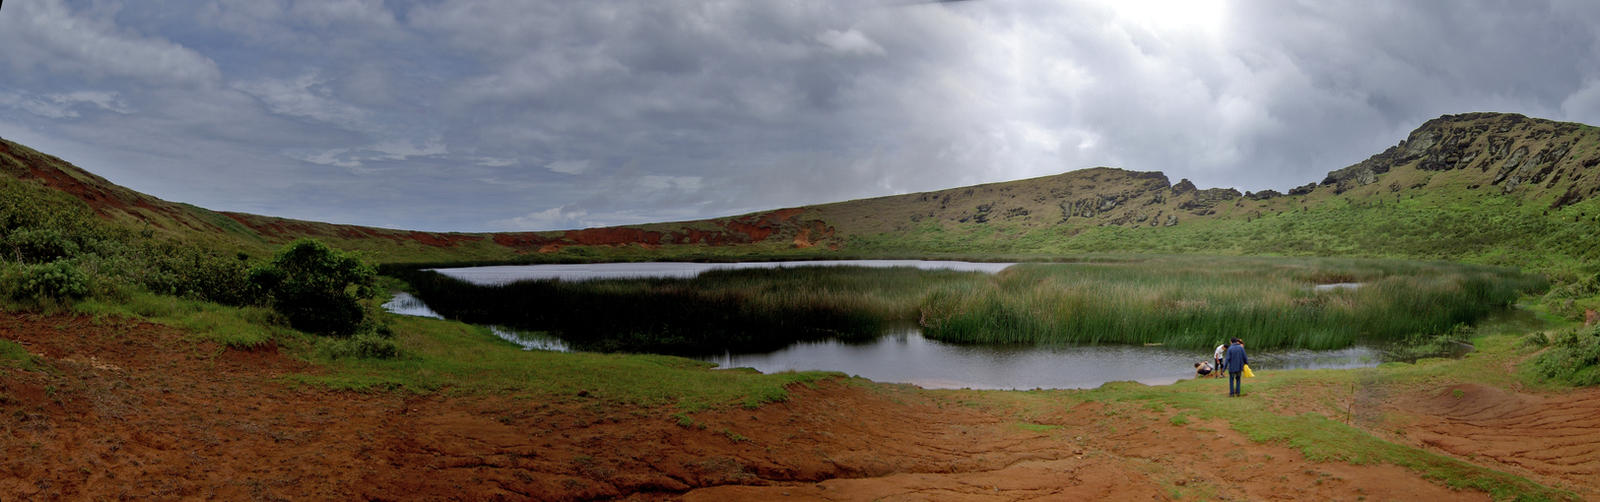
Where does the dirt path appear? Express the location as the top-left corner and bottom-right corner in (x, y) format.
(0, 312), (1585, 500)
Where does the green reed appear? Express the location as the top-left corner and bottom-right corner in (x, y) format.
(918, 256), (1545, 350)
(394, 256), (1544, 353)
(393, 265), (985, 354)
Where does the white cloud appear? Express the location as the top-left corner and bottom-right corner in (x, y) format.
(0, 0), (220, 85)
(233, 73), (367, 128)
(369, 138), (447, 160)
(289, 0), (399, 28)
(475, 157), (517, 167)
(7, 1), (1600, 232)
(816, 29), (885, 55)
(52, 91), (133, 114)
(288, 138), (447, 169)
(492, 206), (590, 231)
(1560, 79), (1600, 124)
(0, 90), (132, 119)
(290, 149), (363, 168)
(637, 175), (703, 192)
(544, 159), (591, 175)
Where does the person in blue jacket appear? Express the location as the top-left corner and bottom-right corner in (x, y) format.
(1225, 338), (1248, 397)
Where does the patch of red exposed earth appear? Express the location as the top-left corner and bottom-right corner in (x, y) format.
(219, 212), (485, 249)
(491, 209), (838, 254)
(686, 397), (1490, 502)
(0, 312), (1523, 501)
(1389, 383), (1600, 499)
(0, 142), (206, 232)
(0, 142), (834, 253)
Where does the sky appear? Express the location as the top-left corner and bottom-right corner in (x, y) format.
(3, 0), (1600, 232)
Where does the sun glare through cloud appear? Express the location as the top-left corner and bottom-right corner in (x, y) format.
(2, 1), (1598, 232)
(1094, 0), (1228, 35)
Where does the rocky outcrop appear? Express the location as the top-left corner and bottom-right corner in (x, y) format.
(1317, 113), (1599, 205)
(1057, 170), (1173, 222)
(1244, 190), (1282, 200)
(1495, 142), (1572, 194)
(1171, 179), (1198, 196)
(1177, 187), (1241, 215)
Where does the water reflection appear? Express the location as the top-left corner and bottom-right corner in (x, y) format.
(487, 326), (571, 352)
(383, 293), (570, 351)
(383, 293), (1382, 390)
(381, 292), (443, 319)
(702, 328), (1381, 390)
(1313, 282), (1363, 292)
(431, 260), (1015, 285)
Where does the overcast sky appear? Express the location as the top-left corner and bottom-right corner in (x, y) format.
(3, 1), (1599, 232)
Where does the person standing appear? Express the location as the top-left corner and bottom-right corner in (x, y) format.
(1212, 342), (1227, 379)
(1225, 338), (1248, 396)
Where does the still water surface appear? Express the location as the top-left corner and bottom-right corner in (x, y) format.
(703, 328), (1377, 390)
(383, 287), (1379, 390)
(430, 260), (1016, 285)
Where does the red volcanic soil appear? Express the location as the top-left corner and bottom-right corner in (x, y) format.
(2, 312), (1586, 500)
(0, 142), (204, 232)
(220, 213), (486, 249)
(221, 207), (836, 253)
(1390, 383), (1600, 498)
(486, 209), (838, 254)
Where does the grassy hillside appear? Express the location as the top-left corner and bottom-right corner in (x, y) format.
(4, 112), (1600, 278)
(834, 113), (1600, 279)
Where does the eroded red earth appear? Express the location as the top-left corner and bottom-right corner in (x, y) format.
(1, 312), (1593, 500)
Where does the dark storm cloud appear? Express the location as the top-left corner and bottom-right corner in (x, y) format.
(2, 0), (1599, 231)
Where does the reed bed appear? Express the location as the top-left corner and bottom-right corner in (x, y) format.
(391, 266), (983, 354)
(918, 256), (1546, 350)
(391, 256), (1543, 354)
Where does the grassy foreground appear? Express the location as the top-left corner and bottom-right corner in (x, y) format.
(69, 293), (838, 411)
(941, 309), (1579, 501)
(84, 290), (1584, 500)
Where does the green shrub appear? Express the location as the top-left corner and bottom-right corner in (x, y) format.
(1544, 273), (1600, 300)
(133, 240), (259, 305)
(1521, 331), (1552, 349)
(1531, 325), (1600, 386)
(318, 332), (400, 359)
(3, 260), (89, 304)
(1, 227), (81, 262)
(250, 239), (375, 336)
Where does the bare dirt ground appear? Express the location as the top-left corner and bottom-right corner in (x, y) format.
(1388, 383), (1600, 499)
(0, 312), (1592, 501)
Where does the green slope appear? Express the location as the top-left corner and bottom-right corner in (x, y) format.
(4, 112), (1599, 277)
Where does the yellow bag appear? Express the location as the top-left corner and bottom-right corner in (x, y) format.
(1242, 364), (1255, 378)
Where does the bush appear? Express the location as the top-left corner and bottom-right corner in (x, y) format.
(3, 260), (90, 305)
(1, 227), (81, 262)
(134, 240), (259, 305)
(1531, 325), (1600, 386)
(250, 239), (375, 336)
(318, 332), (400, 359)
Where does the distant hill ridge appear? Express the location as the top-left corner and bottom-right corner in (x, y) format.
(3, 112), (1599, 274)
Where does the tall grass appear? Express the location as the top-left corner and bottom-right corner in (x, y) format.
(919, 257), (1546, 350)
(393, 256), (1544, 354)
(392, 266), (986, 354)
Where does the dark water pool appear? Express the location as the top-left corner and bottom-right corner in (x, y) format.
(700, 327), (1378, 390)
(383, 293), (1379, 390)
(429, 260), (1015, 284)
